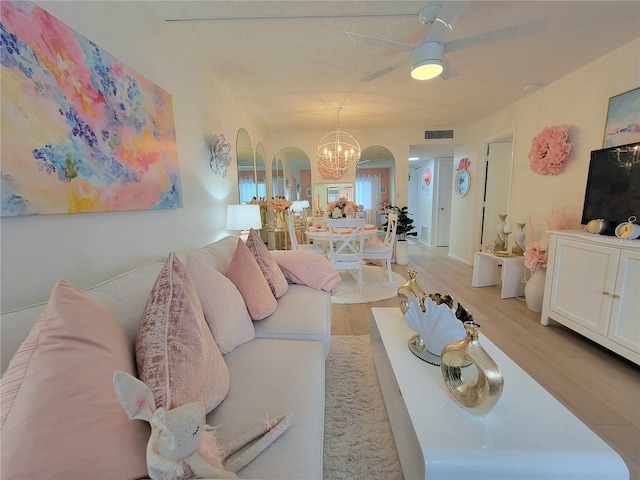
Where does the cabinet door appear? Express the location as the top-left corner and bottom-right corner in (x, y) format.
(608, 250), (640, 353)
(549, 239), (619, 336)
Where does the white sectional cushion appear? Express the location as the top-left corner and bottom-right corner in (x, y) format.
(207, 338), (325, 480)
(253, 284), (331, 359)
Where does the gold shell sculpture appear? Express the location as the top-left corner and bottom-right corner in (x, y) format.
(440, 321), (504, 417)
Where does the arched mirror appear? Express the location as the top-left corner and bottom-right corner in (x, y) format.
(255, 142), (267, 200)
(236, 128), (255, 203)
(271, 157), (285, 198)
(274, 147), (311, 203)
(355, 145), (395, 227)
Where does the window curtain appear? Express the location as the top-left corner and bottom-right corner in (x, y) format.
(257, 180), (267, 200)
(356, 174), (381, 224)
(239, 177), (256, 203)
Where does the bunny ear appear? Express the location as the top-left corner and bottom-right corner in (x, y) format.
(113, 371), (156, 422)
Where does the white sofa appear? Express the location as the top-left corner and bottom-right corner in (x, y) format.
(1, 236), (331, 479)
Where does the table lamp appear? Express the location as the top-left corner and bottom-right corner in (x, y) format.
(226, 204), (262, 242)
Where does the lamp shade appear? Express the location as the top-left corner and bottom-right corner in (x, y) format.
(411, 42), (444, 80)
(226, 204), (262, 231)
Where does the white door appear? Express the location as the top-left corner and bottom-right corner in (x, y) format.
(436, 158), (453, 246)
(481, 139), (513, 247)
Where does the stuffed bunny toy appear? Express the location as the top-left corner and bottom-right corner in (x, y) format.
(113, 371), (292, 480)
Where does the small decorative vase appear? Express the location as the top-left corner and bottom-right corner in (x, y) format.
(440, 321), (504, 417)
(512, 223), (526, 255)
(397, 270), (426, 314)
(276, 211), (285, 229)
(525, 267), (546, 313)
(494, 214), (507, 251)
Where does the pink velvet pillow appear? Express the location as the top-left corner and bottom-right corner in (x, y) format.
(0, 280), (149, 479)
(245, 228), (289, 298)
(136, 253), (230, 413)
(226, 239), (278, 321)
(185, 253), (255, 354)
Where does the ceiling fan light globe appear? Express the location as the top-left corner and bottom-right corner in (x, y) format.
(411, 61), (443, 80)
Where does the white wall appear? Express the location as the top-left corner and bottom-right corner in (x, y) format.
(2, 2), (637, 310)
(449, 38), (640, 265)
(0, 1), (267, 310)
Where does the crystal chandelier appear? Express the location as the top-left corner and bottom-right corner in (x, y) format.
(317, 108), (361, 179)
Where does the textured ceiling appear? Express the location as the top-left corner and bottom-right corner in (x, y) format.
(154, 0), (640, 138)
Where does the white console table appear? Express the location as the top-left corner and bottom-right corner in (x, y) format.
(370, 307), (629, 480)
(472, 251), (525, 298)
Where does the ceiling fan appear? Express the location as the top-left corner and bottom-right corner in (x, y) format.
(345, 2), (546, 82)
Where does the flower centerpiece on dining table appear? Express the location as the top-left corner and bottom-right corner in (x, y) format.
(327, 197), (359, 219)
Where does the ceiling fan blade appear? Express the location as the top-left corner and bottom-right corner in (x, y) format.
(361, 57), (410, 82)
(167, 13), (415, 22)
(345, 31), (414, 52)
(444, 18), (547, 54)
(440, 57), (459, 80)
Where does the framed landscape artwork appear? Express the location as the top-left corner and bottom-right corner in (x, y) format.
(1, 0), (182, 216)
(603, 87), (640, 148)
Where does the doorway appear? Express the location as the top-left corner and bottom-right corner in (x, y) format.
(435, 158), (453, 246)
(480, 135), (513, 248)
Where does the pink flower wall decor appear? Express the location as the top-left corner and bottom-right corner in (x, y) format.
(457, 158), (470, 171)
(528, 126), (573, 176)
(422, 168), (432, 186)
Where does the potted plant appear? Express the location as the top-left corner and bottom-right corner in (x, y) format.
(385, 206), (416, 265)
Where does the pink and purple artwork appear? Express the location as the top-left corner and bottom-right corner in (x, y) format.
(1, 1), (182, 216)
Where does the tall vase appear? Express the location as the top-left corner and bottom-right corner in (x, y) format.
(440, 321), (504, 417)
(525, 267), (546, 313)
(494, 214), (507, 251)
(512, 222), (526, 255)
(395, 240), (409, 266)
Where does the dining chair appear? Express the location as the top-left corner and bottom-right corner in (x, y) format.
(288, 214), (325, 255)
(326, 217), (366, 294)
(363, 212), (398, 282)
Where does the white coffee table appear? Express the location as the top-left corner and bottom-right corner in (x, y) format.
(369, 307), (629, 480)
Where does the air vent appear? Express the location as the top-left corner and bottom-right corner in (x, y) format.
(424, 129), (454, 140)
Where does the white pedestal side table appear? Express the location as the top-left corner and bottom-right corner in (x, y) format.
(472, 251), (525, 298)
(370, 307), (629, 480)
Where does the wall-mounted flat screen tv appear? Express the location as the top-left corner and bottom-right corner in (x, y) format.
(581, 142), (640, 234)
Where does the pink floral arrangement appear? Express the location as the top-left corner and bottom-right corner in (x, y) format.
(524, 238), (549, 271)
(327, 197), (359, 218)
(456, 158), (470, 171)
(269, 197), (292, 212)
(529, 126), (572, 176)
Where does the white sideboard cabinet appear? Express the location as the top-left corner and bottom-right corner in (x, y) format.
(541, 231), (639, 365)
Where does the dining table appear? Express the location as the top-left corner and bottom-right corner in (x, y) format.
(304, 224), (380, 242)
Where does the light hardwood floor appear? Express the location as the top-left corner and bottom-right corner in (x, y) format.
(331, 241), (640, 479)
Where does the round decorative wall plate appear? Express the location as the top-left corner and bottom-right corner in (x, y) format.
(455, 169), (470, 197)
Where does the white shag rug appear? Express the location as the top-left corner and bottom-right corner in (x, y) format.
(324, 335), (403, 480)
(331, 265), (405, 304)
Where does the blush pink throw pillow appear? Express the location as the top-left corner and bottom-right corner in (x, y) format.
(226, 239), (278, 321)
(185, 253), (255, 354)
(136, 253), (230, 413)
(0, 280), (149, 479)
(270, 250), (342, 295)
(245, 228), (289, 298)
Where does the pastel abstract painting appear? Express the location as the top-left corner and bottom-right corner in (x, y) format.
(0, 0), (182, 216)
